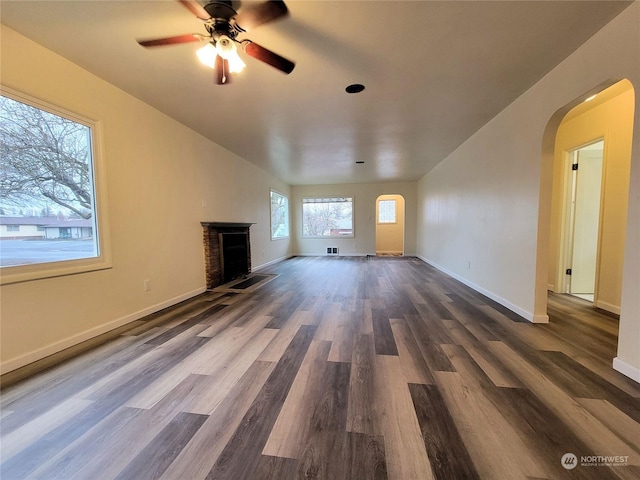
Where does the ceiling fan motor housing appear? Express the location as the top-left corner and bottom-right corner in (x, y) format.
(204, 1), (236, 21)
(204, 1), (242, 40)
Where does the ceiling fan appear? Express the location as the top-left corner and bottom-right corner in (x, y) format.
(137, 0), (295, 84)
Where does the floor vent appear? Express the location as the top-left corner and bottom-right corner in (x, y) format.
(326, 247), (339, 255)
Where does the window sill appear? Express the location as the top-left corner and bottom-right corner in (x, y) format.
(0, 256), (112, 285)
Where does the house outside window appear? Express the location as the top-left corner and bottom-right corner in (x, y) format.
(0, 87), (110, 283)
(302, 197), (354, 237)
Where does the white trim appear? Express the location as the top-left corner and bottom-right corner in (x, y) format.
(252, 255), (292, 271)
(293, 253), (371, 257)
(0, 287), (205, 374)
(417, 255), (536, 322)
(596, 299), (620, 315)
(533, 314), (550, 324)
(613, 357), (640, 384)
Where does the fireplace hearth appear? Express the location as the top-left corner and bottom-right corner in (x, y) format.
(202, 222), (253, 289)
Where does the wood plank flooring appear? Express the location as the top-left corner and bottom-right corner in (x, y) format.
(2, 256), (639, 479)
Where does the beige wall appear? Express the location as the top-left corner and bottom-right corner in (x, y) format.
(0, 26), (291, 373)
(376, 194), (405, 255)
(417, 4), (640, 381)
(292, 183), (417, 256)
(548, 81), (634, 313)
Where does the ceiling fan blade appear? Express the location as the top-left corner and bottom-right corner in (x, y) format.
(234, 0), (289, 31)
(215, 55), (232, 85)
(178, 0), (211, 21)
(137, 34), (203, 47)
(244, 41), (295, 74)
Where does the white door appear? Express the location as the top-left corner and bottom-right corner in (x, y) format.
(567, 141), (604, 297)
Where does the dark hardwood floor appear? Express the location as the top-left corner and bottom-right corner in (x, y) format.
(1, 256), (639, 480)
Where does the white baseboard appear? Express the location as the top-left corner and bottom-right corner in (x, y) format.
(252, 254), (292, 271)
(293, 252), (372, 257)
(417, 255), (535, 322)
(596, 300), (621, 315)
(0, 286), (206, 375)
(613, 357), (640, 384)
(532, 314), (550, 324)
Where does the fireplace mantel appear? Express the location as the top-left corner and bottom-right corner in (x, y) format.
(201, 222), (255, 228)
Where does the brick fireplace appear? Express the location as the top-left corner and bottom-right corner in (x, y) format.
(201, 222), (253, 289)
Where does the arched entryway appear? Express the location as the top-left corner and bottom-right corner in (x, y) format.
(535, 78), (635, 346)
(375, 194), (405, 256)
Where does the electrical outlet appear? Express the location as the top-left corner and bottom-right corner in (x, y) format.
(144, 279), (151, 292)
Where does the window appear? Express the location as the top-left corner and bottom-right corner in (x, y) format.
(0, 87), (110, 284)
(302, 197), (353, 237)
(270, 190), (290, 239)
(378, 199), (397, 224)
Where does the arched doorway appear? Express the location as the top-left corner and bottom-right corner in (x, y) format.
(375, 194), (405, 256)
(548, 79), (634, 315)
(535, 78), (635, 347)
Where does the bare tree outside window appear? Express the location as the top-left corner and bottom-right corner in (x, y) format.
(1, 95), (94, 219)
(302, 197), (353, 237)
(0, 93), (99, 268)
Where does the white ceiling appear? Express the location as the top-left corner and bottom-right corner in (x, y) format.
(0, 0), (632, 185)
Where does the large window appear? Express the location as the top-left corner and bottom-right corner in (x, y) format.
(302, 197), (353, 237)
(0, 88), (109, 284)
(270, 190), (289, 239)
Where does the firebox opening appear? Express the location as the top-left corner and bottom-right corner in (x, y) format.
(220, 232), (249, 283)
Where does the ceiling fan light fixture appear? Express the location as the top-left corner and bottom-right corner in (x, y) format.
(196, 39), (246, 74)
(196, 43), (217, 68)
(216, 35), (246, 73)
(225, 51), (246, 73)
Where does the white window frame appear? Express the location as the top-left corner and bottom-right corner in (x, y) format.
(0, 86), (111, 285)
(301, 196), (354, 238)
(270, 189), (290, 240)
